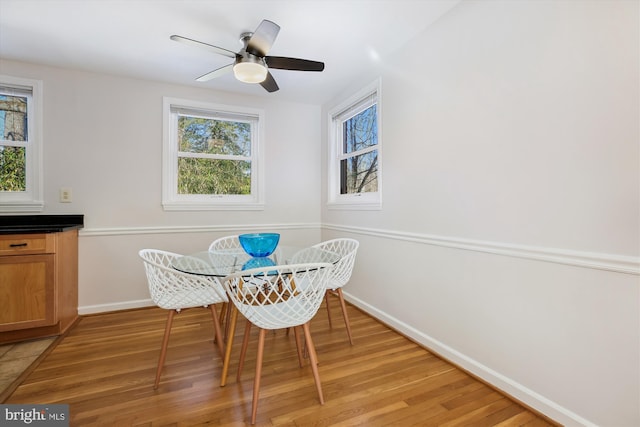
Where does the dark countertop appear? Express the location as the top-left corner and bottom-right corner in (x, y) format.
(0, 214), (84, 234)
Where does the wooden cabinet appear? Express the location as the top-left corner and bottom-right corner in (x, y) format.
(0, 229), (79, 344)
(0, 253), (55, 331)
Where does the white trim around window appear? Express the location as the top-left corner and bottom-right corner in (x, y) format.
(327, 78), (382, 210)
(162, 97), (265, 211)
(0, 75), (44, 212)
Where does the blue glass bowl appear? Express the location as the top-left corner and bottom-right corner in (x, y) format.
(242, 256), (276, 271)
(238, 233), (280, 257)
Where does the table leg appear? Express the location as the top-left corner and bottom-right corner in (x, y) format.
(220, 305), (238, 387)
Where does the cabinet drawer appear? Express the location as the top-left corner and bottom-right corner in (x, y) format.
(0, 234), (55, 255)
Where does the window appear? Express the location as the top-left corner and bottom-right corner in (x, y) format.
(328, 78), (381, 209)
(0, 76), (43, 212)
(162, 97), (265, 210)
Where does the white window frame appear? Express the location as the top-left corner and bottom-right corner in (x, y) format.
(327, 78), (382, 210)
(162, 97), (265, 211)
(0, 75), (43, 212)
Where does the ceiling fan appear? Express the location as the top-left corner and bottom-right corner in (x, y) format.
(170, 19), (325, 93)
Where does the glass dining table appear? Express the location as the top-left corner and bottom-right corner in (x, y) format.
(172, 246), (339, 277)
(172, 245), (340, 386)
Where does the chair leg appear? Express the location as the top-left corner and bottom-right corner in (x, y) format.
(302, 322), (324, 405)
(237, 319), (252, 382)
(221, 307), (238, 387)
(209, 304), (224, 356)
(293, 326), (304, 367)
(223, 302), (233, 341)
(325, 290), (333, 329)
(251, 328), (267, 425)
(219, 302), (227, 329)
(336, 288), (354, 345)
(154, 310), (175, 389)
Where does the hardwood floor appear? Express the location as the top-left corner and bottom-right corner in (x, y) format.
(6, 301), (556, 426)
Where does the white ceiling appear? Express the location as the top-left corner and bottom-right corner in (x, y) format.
(0, 0), (460, 104)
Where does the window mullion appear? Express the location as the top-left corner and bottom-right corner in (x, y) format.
(337, 145), (377, 161)
(177, 151), (251, 162)
(0, 140), (28, 148)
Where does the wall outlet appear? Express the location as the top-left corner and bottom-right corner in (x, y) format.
(60, 187), (72, 203)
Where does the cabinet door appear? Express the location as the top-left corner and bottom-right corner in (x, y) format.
(0, 254), (55, 332)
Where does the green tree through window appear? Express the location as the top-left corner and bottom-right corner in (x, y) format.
(0, 95), (28, 191)
(177, 116), (251, 195)
(341, 104), (378, 194)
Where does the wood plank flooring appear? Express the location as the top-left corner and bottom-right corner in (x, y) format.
(5, 301), (557, 426)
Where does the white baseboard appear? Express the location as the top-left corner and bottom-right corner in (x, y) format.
(343, 291), (598, 427)
(79, 299), (154, 315)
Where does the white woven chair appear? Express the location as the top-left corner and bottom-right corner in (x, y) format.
(291, 238), (359, 345)
(222, 262), (333, 425)
(208, 235), (243, 253)
(208, 235), (245, 337)
(139, 249), (228, 389)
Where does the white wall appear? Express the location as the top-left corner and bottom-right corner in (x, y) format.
(2, 0), (638, 425)
(0, 59), (324, 312)
(322, 1), (639, 426)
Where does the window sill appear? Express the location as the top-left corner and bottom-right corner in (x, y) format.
(0, 201), (45, 213)
(327, 201), (382, 211)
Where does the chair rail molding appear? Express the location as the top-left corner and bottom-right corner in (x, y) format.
(79, 222), (322, 237)
(80, 222), (638, 275)
(322, 223), (639, 276)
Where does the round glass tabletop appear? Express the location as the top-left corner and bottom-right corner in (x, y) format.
(171, 245), (340, 277)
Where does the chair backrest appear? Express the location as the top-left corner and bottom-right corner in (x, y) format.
(139, 249), (227, 310)
(208, 235), (243, 253)
(222, 262), (333, 330)
(292, 238), (359, 290)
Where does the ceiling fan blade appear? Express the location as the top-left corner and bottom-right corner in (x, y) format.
(260, 72), (279, 93)
(170, 35), (237, 59)
(246, 20), (280, 56)
(196, 63), (234, 82)
(265, 56), (325, 72)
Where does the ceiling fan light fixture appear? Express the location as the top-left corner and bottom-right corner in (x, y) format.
(233, 59), (268, 84)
